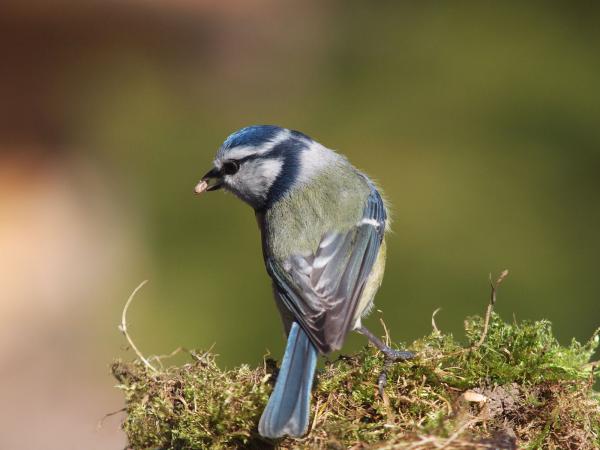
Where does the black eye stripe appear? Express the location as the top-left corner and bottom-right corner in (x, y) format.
(221, 153), (263, 173)
(221, 149), (285, 175)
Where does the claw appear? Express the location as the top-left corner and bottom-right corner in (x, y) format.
(378, 347), (416, 395)
(382, 348), (415, 361)
(355, 326), (416, 396)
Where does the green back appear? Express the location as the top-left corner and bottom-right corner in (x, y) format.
(264, 162), (371, 260)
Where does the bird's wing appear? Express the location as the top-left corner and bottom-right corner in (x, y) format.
(267, 183), (386, 354)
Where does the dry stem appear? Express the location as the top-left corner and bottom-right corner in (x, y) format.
(119, 280), (157, 372)
(473, 270), (509, 350)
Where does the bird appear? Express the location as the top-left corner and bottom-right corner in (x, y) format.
(195, 125), (414, 439)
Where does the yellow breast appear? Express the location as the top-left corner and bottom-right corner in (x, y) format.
(353, 239), (386, 326)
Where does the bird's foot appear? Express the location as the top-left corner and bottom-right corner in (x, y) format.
(355, 326), (416, 397)
(377, 347), (415, 397)
(380, 347), (415, 361)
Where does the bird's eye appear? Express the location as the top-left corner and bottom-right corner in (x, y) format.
(221, 160), (240, 175)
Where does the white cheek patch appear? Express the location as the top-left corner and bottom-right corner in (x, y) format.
(229, 157), (284, 202)
(257, 158), (284, 181)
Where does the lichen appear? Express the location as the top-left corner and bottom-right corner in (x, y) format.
(112, 313), (599, 449)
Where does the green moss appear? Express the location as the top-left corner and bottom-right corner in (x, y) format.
(112, 313), (599, 449)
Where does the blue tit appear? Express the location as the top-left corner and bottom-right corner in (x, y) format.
(195, 125), (414, 439)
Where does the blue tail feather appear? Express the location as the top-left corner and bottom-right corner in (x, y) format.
(258, 322), (318, 438)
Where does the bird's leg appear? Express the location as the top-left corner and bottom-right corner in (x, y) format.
(356, 326), (415, 360)
(356, 326), (415, 396)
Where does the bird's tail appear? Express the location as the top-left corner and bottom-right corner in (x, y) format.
(258, 321), (318, 439)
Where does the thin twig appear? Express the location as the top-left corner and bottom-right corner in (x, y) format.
(190, 343), (216, 365)
(148, 347), (192, 368)
(473, 270), (508, 350)
(380, 316), (392, 347)
(96, 408), (126, 430)
(417, 270), (510, 364)
(431, 308), (442, 334)
(119, 280), (157, 372)
(309, 398), (321, 434)
(438, 417), (481, 449)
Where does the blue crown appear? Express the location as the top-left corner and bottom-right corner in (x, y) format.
(222, 125), (283, 149)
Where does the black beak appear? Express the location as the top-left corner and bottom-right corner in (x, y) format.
(195, 167), (223, 194)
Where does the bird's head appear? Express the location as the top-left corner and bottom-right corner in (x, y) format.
(195, 125), (326, 210)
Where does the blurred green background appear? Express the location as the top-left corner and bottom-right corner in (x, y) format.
(1, 2), (599, 447)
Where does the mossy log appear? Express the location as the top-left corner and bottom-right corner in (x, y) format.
(112, 311), (599, 449)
